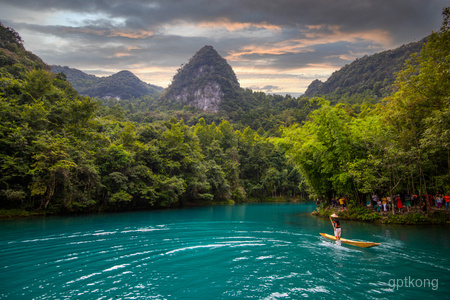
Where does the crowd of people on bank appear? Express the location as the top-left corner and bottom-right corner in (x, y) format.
(315, 193), (450, 214)
(315, 197), (348, 210)
(329, 197), (348, 210)
(368, 194), (450, 213)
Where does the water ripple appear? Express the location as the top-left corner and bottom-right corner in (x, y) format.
(0, 204), (449, 299)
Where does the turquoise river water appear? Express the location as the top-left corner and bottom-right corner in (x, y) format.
(0, 203), (449, 299)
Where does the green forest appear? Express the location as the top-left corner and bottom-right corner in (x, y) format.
(0, 72), (304, 213)
(276, 9), (450, 203)
(0, 8), (449, 216)
(0, 24), (303, 214)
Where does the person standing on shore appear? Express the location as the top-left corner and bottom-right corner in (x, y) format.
(421, 200), (428, 213)
(382, 196), (388, 212)
(435, 194), (443, 210)
(444, 194), (450, 210)
(339, 196), (347, 210)
(405, 195), (411, 212)
(396, 194), (404, 213)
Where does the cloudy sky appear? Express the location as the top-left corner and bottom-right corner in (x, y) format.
(0, 0), (447, 95)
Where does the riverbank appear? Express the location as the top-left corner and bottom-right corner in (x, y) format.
(312, 204), (450, 225)
(0, 209), (48, 219)
(0, 196), (307, 219)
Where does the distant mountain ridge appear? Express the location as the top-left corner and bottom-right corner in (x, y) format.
(51, 65), (164, 100)
(159, 45), (242, 112)
(2, 18), (428, 114)
(304, 38), (426, 100)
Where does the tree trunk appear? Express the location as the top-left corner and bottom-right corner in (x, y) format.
(44, 174), (56, 209)
(419, 163), (423, 202)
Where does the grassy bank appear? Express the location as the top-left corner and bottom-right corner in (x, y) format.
(0, 209), (48, 219)
(312, 205), (450, 225)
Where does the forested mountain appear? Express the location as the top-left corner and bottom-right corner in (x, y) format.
(51, 65), (164, 100)
(304, 38), (426, 102)
(158, 45), (242, 113)
(0, 23), (302, 215)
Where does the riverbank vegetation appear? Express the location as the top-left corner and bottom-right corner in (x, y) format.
(0, 67), (302, 214)
(275, 9), (450, 214)
(0, 23), (303, 215)
(312, 204), (449, 225)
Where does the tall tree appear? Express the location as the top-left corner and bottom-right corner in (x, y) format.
(382, 7), (450, 195)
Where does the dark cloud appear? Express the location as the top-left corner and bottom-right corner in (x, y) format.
(230, 40), (362, 71)
(0, 0), (447, 92)
(2, 0), (445, 40)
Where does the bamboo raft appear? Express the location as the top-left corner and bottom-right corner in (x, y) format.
(320, 233), (381, 248)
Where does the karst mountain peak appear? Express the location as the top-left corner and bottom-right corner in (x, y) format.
(160, 45), (241, 112)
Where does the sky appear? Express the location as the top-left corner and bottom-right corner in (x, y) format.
(0, 0), (447, 96)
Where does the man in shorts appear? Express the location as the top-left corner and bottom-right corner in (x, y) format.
(331, 213), (341, 241)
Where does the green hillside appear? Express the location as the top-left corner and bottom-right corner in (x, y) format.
(0, 22), (48, 78)
(304, 38), (426, 102)
(51, 65), (164, 100)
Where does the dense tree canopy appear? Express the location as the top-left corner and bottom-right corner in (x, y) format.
(0, 71), (301, 212)
(1, 8), (449, 215)
(276, 8), (450, 202)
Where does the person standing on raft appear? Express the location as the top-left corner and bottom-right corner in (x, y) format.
(331, 213), (341, 240)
